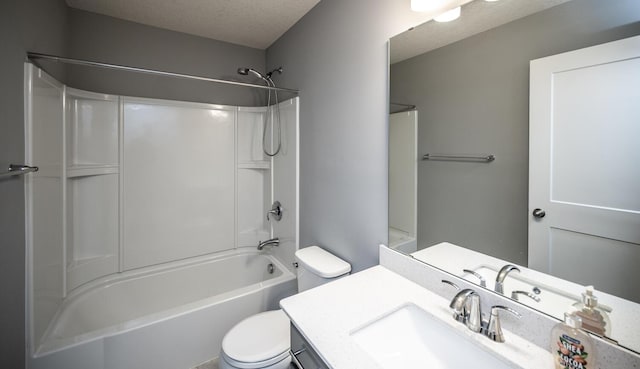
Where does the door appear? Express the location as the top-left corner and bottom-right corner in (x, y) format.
(529, 35), (640, 303)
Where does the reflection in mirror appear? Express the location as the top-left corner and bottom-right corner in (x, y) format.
(388, 0), (640, 353)
(413, 243), (635, 345)
(389, 108), (418, 253)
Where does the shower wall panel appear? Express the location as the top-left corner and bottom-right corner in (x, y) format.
(237, 107), (271, 247)
(65, 89), (120, 291)
(25, 65), (66, 349)
(123, 99), (235, 270)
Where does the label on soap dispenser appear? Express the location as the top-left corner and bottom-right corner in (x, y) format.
(555, 334), (589, 369)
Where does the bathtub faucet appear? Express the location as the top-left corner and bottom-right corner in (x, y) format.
(257, 237), (280, 250)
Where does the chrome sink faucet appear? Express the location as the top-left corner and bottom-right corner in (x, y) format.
(443, 280), (521, 342)
(449, 289), (483, 333)
(257, 237), (279, 250)
(495, 264), (520, 294)
(442, 280), (482, 333)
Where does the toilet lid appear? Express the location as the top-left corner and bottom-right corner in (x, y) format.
(222, 309), (290, 363)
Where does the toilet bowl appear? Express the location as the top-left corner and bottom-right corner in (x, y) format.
(219, 246), (351, 369)
(219, 310), (291, 369)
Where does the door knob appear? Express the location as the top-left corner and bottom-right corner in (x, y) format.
(532, 208), (546, 218)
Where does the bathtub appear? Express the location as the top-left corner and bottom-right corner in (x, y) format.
(30, 249), (297, 369)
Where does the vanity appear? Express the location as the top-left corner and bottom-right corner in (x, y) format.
(283, 266), (548, 369)
(281, 246), (640, 369)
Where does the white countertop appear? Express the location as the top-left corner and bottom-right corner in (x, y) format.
(280, 265), (553, 369)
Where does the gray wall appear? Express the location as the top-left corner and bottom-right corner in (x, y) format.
(390, 0), (640, 264)
(66, 8), (267, 106)
(266, 0), (425, 272)
(0, 1), (68, 367)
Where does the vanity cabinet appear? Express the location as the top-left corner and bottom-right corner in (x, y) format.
(290, 324), (329, 369)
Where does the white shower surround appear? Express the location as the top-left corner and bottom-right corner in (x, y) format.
(30, 250), (297, 369)
(25, 64), (300, 369)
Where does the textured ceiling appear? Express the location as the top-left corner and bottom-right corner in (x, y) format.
(66, 0), (321, 50)
(391, 0), (573, 64)
(65, 0), (574, 56)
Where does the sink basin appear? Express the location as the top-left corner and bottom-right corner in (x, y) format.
(350, 303), (512, 369)
(464, 265), (585, 319)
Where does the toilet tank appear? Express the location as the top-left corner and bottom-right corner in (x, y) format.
(295, 246), (351, 292)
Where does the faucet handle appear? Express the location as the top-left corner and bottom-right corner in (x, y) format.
(267, 201), (283, 221)
(484, 305), (521, 343)
(441, 279), (460, 290)
(511, 290), (541, 302)
(442, 280), (462, 317)
(462, 269), (487, 287)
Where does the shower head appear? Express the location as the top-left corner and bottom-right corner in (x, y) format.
(237, 66), (282, 156)
(237, 67), (268, 82)
(266, 67), (283, 79)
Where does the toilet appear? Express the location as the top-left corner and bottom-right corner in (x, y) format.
(219, 246), (351, 369)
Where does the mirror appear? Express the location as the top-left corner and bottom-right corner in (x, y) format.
(388, 0), (640, 352)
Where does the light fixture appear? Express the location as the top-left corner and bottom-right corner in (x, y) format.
(434, 6), (461, 22)
(410, 0), (462, 22)
(411, 0), (438, 12)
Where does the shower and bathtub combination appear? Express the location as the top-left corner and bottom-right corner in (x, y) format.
(24, 60), (299, 369)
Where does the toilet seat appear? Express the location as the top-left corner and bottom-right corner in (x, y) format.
(220, 309), (291, 369)
(220, 349), (290, 369)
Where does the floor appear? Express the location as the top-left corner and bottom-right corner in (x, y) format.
(192, 358), (297, 369)
(193, 358), (218, 369)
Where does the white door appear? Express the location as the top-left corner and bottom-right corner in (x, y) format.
(529, 35), (640, 303)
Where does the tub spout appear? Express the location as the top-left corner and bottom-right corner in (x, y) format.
(258, 237), (279, 250)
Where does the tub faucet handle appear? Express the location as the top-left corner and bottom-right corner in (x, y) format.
(267, 201), (282, 221)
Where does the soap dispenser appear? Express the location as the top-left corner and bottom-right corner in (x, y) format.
(551, 313), (595, 369)
(570, 286), (611, 337)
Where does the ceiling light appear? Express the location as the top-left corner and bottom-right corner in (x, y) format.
(434, 6), (461, 22)
(411, 0), (438, 12)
